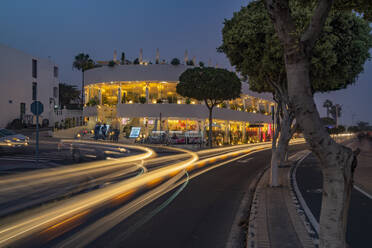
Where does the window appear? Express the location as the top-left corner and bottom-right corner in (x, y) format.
(32, 59), (37, 78)
(54, 66), (58, 78)
(53, 86), (58, 98)
(20, 103), (26, 116)
(32, 82), (37, 100)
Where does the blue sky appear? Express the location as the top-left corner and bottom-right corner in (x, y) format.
(0, 0), (371, 125)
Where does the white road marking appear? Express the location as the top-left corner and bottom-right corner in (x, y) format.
(354, 185), (372, 199)
(237, 158), (253, 163)
(291, 150), (319, 233)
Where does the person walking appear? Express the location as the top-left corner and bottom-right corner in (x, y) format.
(101, 123), (107, 140)
(94, 123), (100, 140)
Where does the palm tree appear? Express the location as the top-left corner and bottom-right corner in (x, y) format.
(73, 53), (95, 106)
(330, 104), (342, 127)
(323, 99), (333, 118)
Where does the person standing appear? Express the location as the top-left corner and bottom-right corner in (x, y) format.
(101, 123), (107, 140)
(94, 123), (100, 140)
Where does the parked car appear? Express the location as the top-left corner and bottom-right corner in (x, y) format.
(0, 128), (29, 152)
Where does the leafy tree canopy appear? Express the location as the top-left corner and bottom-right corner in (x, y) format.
(334, 0), (372, 21)
(171, 58), (180, 65)
(219, 0), (372, 94)
(59, 83), (80, 108)
(177, 67), (241, 108)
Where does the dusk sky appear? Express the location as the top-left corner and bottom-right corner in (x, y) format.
(1, 0), (371, 125)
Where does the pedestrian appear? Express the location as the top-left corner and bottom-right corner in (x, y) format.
(94, 123), (100, 140)
(101, 123), (107, 140)
(114, 128), (120, 142)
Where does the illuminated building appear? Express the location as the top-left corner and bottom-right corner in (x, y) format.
(84, 53), (275, 144)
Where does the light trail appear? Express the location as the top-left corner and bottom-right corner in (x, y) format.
(58, 143), (276, 247)
(0, 140), (155, 194)
(0, 148), (198, 246)
(56, 171), (188, 248)
(0, 140), (305, 246)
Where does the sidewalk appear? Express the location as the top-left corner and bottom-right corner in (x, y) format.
(348, 137), (372, 196)
(247, 150), (315, 248)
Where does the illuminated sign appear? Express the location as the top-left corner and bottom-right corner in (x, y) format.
(129, 127), (141, 138)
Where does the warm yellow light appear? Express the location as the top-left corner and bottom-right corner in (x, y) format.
(177, 100), (181, 104)
(152, 100), (157, 104)
(129, 100), (133, 104)
(191, 101), (195, 104)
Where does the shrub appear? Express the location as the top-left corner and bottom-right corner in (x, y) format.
(167, 96), (175, 104)
(171, 58), (180, 65)
(42, 119), (49, 128)
(108, 60), (116, 67)
(6, 119), (22, 130)
(87, 96), (99, 106)
(139, 96), (147, 104)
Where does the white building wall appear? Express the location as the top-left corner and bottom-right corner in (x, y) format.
(0, 44), (59, 127)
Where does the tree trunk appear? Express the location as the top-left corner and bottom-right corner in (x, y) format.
(270, 127), (279, 186)
(286, 58), (354, 248)
(208, 107), (213, 148)
(265, 1), (357, 245)
(270, 101), (292, 186)
(276, 125), (289, 165)
(277, 109), (292, 165)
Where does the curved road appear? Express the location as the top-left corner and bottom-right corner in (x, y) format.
(1, 141), (307, 248)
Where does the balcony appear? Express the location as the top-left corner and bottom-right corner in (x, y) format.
(116, 103), (272, 123)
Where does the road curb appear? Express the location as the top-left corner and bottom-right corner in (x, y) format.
(246, 150), (317, 248)
(224, 151), (269, 248)
(243, 165), (270, 248)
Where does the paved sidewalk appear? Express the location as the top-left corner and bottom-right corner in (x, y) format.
(247, 151), (315, 248)
(348, 137), (372, 196)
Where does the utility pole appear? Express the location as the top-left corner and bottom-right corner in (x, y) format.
(32, 82), (39, 165)
(31, 82), (44, 166)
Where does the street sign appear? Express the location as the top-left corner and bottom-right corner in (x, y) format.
(31, 101), (44, 115)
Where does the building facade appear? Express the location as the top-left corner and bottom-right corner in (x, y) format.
(0, 43), (60, 128)
(84, 64), (275, 144)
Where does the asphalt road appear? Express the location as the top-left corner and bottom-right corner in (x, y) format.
(0, 141), (146, 217)
(84, 144), (308, 248)
(0, 141), (308, 248)
(296, 153), (372, 248)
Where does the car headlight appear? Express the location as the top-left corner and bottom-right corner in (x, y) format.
(4, 139), (11, 143)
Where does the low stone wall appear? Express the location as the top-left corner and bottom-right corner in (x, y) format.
(53, 126), (88, 139)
